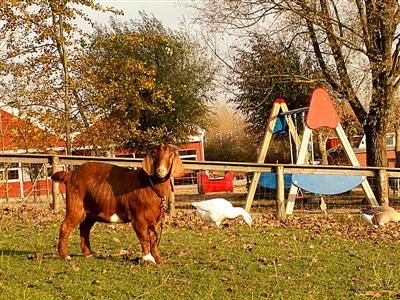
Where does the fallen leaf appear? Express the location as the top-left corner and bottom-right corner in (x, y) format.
(70, 262), (80, 272)
(111, 249), (129, 257)
(365, 291), (382, 298)
(243, 243), (253, 251)
(220, 277), (228, 281)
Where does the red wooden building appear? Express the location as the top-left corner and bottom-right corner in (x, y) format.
(0, 108), (206, 199)
(327, 133), (396, 167)
(0, 108), (65, 199)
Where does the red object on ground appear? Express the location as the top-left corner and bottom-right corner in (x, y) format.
(198, 172), (234, 194)
(306, 88), (340, 130)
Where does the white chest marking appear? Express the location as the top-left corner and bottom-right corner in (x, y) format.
(142, 253), (156, 264)
(110, 214), (124, 223)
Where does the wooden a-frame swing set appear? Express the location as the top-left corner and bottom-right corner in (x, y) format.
(245, 88), (379, 214)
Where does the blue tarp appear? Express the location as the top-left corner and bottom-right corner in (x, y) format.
(292, 174), (364, 195)
(258, 173), (292, 189)
(258, 172), (364, 195)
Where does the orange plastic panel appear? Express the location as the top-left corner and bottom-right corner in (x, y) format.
(306, 88), (340, 129)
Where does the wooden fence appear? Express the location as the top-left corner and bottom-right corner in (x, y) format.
(1, 153), (400, 217)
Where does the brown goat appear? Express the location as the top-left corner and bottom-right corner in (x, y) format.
(51, 144), (184, 265)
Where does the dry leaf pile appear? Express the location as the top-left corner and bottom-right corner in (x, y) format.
(1, 205), (399, 242)
(166, 210), (400, 242)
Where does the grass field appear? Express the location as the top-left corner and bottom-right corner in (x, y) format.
(0, 205), (399, 299)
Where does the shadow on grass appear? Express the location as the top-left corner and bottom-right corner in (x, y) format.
(0, 249), (38, 256)
(0, 248), (143, 265)
(94, 253), (141, 264)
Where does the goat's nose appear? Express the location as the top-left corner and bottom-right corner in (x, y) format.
(156, 167), (168, 178)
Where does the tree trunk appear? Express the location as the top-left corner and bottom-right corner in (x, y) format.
(364, 65), (394, 168)
(364, 115), (388, 205)
(316, 129), (329, 165)
(363, 71), (393, 205)
(364, 123), (387, 167)
(51, 4), (72, 155)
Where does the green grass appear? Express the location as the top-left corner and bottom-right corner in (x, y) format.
(0, 208), (399, 299)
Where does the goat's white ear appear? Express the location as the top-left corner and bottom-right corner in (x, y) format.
(142, 152), (154, 176)
(171, 152), (185, 177)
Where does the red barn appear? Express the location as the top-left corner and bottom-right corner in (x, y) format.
(0, 109), (205, 199)
(327, 133), (396, 167)
(0, 108), (66, 199)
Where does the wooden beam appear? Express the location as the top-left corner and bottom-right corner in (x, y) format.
(51, 156), (60, 212)
(286, 127), (312, 215)
(0, 153), (398, 177)
(245, 102), (283, 211)
(336, 124), (378, 206)
(276, 165), (286, 220)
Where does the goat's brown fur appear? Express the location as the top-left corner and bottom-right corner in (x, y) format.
(51, 144), (184, 265)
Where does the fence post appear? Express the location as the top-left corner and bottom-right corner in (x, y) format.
(275, 165), (286, 220)
(377, 168), (389, 206)
(51, 156), (60, 212)
(168, 177), (175, 215)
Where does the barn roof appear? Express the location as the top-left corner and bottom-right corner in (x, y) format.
(0, 109), (65, 153)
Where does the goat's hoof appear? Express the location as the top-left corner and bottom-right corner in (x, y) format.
(59, 253), (72, 260)
(156, 261), (164, 267)
(143, 260), (154, 266)
(142, 253), (156, 265)
(155, 256), (164, 266)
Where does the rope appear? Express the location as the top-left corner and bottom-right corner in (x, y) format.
(147, 175), (168, 246)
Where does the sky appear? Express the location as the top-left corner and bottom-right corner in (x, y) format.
(92, 0), (196, 30)
(87, 1), (232, 61)
(90, 0), (234, 101)
(84, 1), (234, 103)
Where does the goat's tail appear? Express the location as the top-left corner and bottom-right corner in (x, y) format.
(51, 171), (71, 183)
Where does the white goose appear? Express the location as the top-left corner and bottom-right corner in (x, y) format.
(361, 206), (400, 227)
(192, 198), (253, 227)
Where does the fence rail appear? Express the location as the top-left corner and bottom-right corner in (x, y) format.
(1, 153), (400, 217)
(1, 153), (400, 176)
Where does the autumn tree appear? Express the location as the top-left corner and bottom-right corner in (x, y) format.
(218, 34), (336, 164)
(195, 0), (400, 169)
(229, 35), (322, 137)
(205, 103), (258, 162)
(0, 0), (118, 154)
(74, 15), (216, 151)
(0, 4), (215, 154)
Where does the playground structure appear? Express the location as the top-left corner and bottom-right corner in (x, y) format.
(245, 88), (379, 214)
